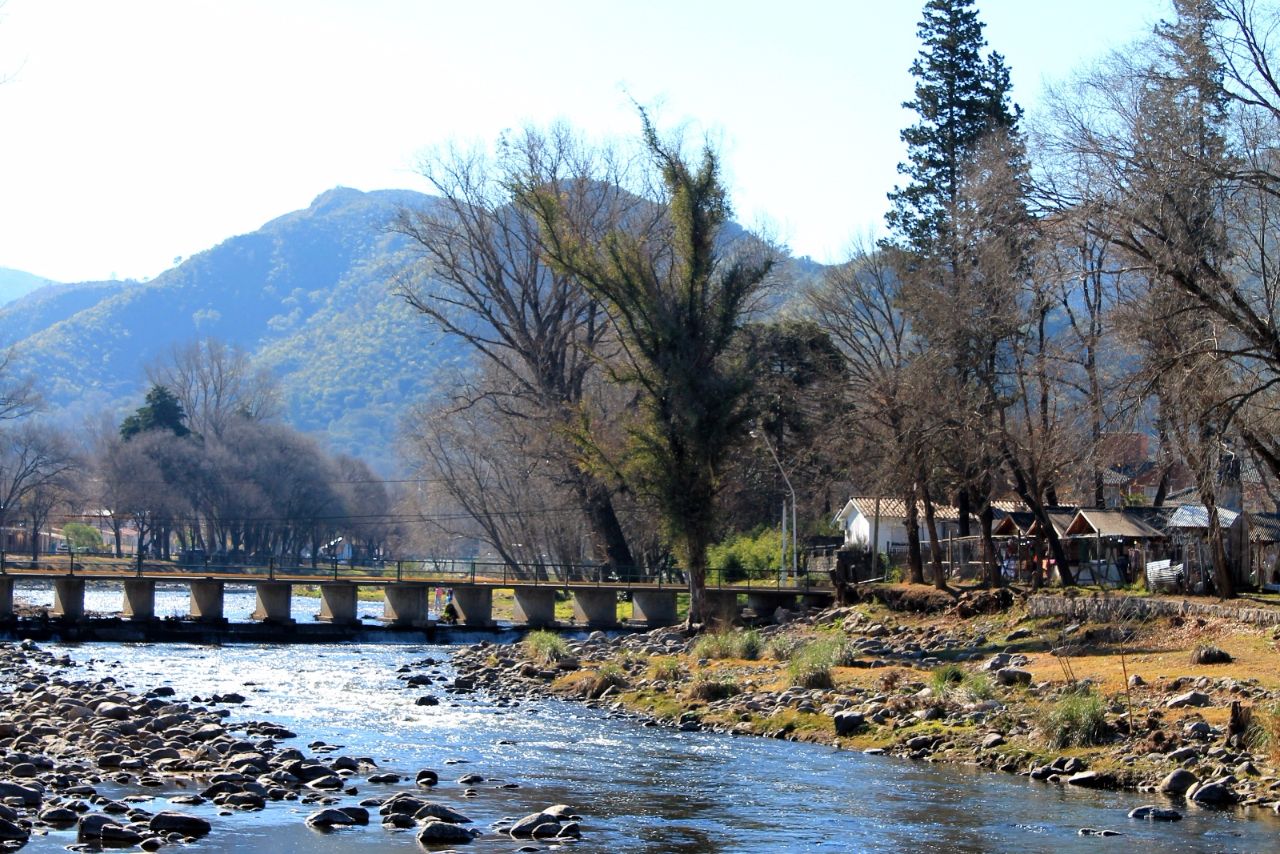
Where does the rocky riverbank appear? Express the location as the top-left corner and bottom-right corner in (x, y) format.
(450, 591), (1280, 828)
(0, 640), (583, 850)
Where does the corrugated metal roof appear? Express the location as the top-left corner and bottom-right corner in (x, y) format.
(1166, 504), (1238, 530)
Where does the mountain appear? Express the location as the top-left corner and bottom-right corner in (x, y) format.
(0, 187), (823, 472)
(0, 188), (461, 470)
(0, 267), (59, 307)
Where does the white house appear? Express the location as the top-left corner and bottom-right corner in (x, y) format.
(833, 495), (1023, 555)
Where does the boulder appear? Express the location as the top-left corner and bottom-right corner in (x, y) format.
(833, 711), (865, 735)
(1159, 768), (1198, 795)
(416, 769), (439, 787)
(414, 803), (471, 824)
(305, 808), (356, 828)
(995, 667), (1031, 686)
(1189, 780), (1238, 806)
(418, 820), (475, 843)
(1166, 691), (1211, 709)
(0, 781), (42, 806)
(0, 818), (27, 842)
(1128, 805), (1182, 821)
(149, 811), (212, 836)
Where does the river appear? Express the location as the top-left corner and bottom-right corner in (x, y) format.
(10, 582), (1280, 852)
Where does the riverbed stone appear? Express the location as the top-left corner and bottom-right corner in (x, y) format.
(1189, 780), (1239, 806)
(0, 818), (28, 842)
(149, 811), (212, 836)
(305, 807), (356, 828)
(1160, 768), (1199, 795)
(414, 802), (471, 823)
(1167, 691), (1211, 709)
(418, 819), (475, 843)
(1129, 805), (1182, 821)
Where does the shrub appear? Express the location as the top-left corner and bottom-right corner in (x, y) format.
(1040, 688), (1109, 748)
(524, 630), (569, 666)
(708, 527), (785, 582)
(62, 522), (103, 551)
(876, 669), (905, 693)
(688, 674), (741, 702)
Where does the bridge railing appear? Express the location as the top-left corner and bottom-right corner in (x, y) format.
(0, 552), (833, 592)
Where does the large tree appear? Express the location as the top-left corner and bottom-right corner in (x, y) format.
(522, 115), (775, 625)
(394, 126), (637, 573)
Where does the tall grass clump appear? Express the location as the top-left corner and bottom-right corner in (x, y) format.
(766, 634), (804, 662)
(929, 663), (966, 694)
(1040, 688), (1109, 748)
(692, 628), (761, 661)
(688, 673), (741, 702)
(963, 672), (995, 702)
(1246, 703), (1280, 761)
(648, 656), (682, 682)
(524, 630), (569, 666)
(787, 637), (841, 689)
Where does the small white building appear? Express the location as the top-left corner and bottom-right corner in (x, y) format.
(833, 495), (1023, 555)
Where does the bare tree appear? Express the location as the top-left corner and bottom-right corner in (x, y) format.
(0, 422), (76, 553)
(147, 338), (280, 439)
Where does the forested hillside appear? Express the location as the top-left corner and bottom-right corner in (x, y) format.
(0, 188), (464, 469)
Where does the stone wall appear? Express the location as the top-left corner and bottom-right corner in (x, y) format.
(1026, 593), (1280, 627)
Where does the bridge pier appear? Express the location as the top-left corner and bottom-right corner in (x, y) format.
(0, 577), (12, 617)
(746, 591), (797, 623)
(512, 586), (556, 627)
(704, 590), (740, 626)
(571, 588), (618, 627)
(451, 588), (493, 626)
(383, 584), (428, 627)
(52, 577), (85, 619)
(122, 579), (155, 620)
(318, 583), (359, 625)
(189, 580), (225, 622)
(252, 582), (294, 623)
(630, 590), (678, 627)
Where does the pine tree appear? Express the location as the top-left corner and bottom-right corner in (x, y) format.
(120, 385), (191, 441)
(886, 0), (1021, 253)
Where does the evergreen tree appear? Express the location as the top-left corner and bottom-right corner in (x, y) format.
(120, 385), (191, 441)
(886, 0), (1021, 253)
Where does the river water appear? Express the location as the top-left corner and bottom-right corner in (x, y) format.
(10, 584), (1280, 852)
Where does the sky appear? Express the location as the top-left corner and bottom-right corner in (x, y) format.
(0, 0), (1169, 284)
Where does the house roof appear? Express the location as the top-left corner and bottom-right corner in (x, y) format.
(1165, 504), (1238, 531)
(1241, 512), (1280, 543)
(1064, 509), (1166, 539)
(1026, 509), (1079, 539)
(834, 496), (1024, 526)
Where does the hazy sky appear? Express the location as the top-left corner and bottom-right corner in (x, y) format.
(0, 0), (1168, 283)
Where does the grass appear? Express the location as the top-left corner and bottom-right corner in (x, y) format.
(1039, 687), (1109, 748)
(648, 656), (682, 682)
(524, 629), (569, 666)
(688, 674), (741, 702)
(1246, 703), (1280, 761)
(692, 628), (762, 661)
(929, 663), (966, 694)
(787, 637), (842, 689)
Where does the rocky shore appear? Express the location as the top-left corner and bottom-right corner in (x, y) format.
(0, 640), (583, 850)
(450, 594), (1280, 830)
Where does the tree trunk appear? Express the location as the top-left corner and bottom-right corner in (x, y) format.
(683, 527), (711, 627)
(920, 477), (947, 590)
(1203, 491), (1236, 599)
(570, 470), (635, 576)
(905, 484), (924, 584)
(957, 486), (971, 537)
(980, 504), (999, 588)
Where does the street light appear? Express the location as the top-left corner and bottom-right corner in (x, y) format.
(751, 429), (797, 582)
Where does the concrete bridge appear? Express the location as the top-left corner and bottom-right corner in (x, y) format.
(0, 556), (834, 629)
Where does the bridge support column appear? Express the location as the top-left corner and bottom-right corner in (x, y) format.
(122, 579), (155, 620)
(0, 577), (12, 617)
(451, 588), (493, 627)
(318, 583), (359, 625)
(703, 590), (740, 626)
(746, 591), (797, 623)
(52, 578), (85, 619)
(252, 582), (293, 623)
(512, 586), (556, 627)
(572, 588), (618, 627)
(630, 590), (678, 627)
(802, 591), (835, 611)
(189, 580), (224, 622)
(383, 584), (428, 627)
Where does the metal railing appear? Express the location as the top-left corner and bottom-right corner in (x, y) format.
(0, 552), (833, 593)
